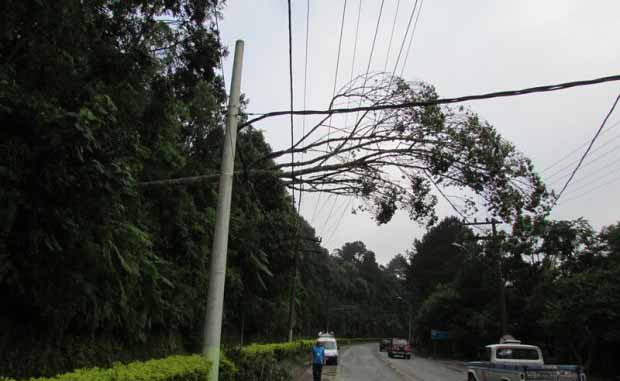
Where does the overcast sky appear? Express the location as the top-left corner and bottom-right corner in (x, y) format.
(219, 0), (620, 264)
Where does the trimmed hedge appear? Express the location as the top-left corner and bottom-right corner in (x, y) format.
(226, 338), (380, 380)
(226, 340), (313, 381)
(0, 338), (378, 381)
(0, 353), (237, 381)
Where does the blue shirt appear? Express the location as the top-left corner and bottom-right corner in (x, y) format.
(312, 345), (325, 364)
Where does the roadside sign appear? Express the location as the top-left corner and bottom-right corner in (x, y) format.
(431, 329), (449, 340)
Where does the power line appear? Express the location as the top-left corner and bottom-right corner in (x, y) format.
(349, 0), (363, 84)
(400, 0), (424, 77)
(390, 0), (419, 77)
(330, 0), (348, 108)
(312, 0), (349, 224)
(384, 0), (401, 72)
(364, 0), (386, 77)
(546, 133), (620, 185)
(423, 170), (485, 232)
(540, 119), (620, 174)
(545, 132), (620, 182)
(324, 196), (354, 243)
(552, 92), (620, 207)
(557, 163), (620, 196)
(552, 153), (620, 189)
(313, 0), (363, 230)
(241, 73), (620, 128)
(557, 173), (620, 205)
(350, 0), (385, 128)
(299, 0), (311, 212)
(424, 171), (466, 220)
(287, 0), (296, 212)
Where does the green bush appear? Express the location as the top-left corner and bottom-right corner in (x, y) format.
(0, 353), (237, 381)
(227, 340), (313, 381)
(0, 339), (379, 381)
(227, 338), (379, 380)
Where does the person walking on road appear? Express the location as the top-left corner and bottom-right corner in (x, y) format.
(311, 340), (325, 380)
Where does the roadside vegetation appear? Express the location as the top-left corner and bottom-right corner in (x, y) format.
(406, 217), (620, 378)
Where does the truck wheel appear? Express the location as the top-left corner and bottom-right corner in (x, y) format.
(468, 374), (476, 381)
(334, 358), (338, 366)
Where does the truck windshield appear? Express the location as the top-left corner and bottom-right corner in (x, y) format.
(496, 348), (539, 360)
(321, 341), (336, 349)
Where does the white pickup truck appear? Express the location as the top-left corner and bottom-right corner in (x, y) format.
(465, 338), (586, 381)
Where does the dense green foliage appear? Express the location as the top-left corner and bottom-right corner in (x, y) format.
(0, 0), (405, 377)
(0, 353), (236, 381)
(228, 340), (313, 380)
(405, 217), (620, 377)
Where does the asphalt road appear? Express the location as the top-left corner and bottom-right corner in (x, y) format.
(296, 343), (466, 381)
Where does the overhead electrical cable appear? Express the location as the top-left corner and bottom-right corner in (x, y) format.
(324, 197), (354, 243)
(540, 119), (620, 174)
(558, 174), (620, 205)
(241, 74), (620, 128)
(400, 0), (424, 77)
(318, 0), (364, 233)
(546, 131), (620, 184)
(351, 0), (385, 129)
(299, 0), (311, 212)
(552, 92), (620, 207)
(328, 0), (349, 126)
(311, 0), (348, 224)
(557, 166), (620, 196)
(287, 0), (296, 212)
(549, 154), (620, 189)
(384, 0), (402, 72)
(423, 170), (484, 232)
(390, 0), (419, 77)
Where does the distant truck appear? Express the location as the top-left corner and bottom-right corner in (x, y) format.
(387, 338), (412, 359)
(465, 337), (586, 381)
(317, 331), (339, 365)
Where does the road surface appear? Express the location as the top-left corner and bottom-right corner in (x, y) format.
(295, 343), (466, 381)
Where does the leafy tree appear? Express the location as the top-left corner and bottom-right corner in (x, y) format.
(407, 216), (475, 298)
(386, 253), (409, 280)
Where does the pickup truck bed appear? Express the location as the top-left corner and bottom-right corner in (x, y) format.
(466, 361), (586, 381)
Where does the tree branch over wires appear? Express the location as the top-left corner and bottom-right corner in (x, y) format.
(258, 73), (551, 225)
(139, 73), (620, 225)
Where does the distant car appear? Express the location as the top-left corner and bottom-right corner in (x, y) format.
(380, 338), (391, 352)
(317, 332), (339, 365)
(387, 338), (412, 359)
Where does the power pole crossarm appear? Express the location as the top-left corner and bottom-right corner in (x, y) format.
(202, 40), (244, 381)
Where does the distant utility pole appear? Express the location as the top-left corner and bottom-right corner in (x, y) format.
(463, 218), (508, 336)
(202, 40), (244, 381)
(287, 256), (298, 342)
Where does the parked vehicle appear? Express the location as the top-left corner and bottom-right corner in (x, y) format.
(317, 332), (339, 365)
(379, 338), (391, 352)
(466, 337), (586, 381)
(387, 338), (412, 359)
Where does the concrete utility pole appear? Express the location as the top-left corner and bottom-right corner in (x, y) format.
(203, 39), (244, 381)
(491, 221), (508, 336)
